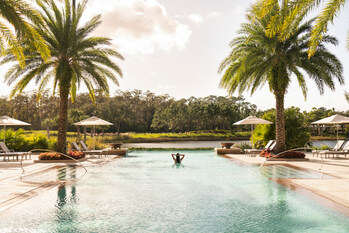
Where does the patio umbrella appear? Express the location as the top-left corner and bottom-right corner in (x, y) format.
(0, 116), (31, 144)
(74, 116), (113, 149)
(311, 114), (349, 141)
(233, 116), (273, 148)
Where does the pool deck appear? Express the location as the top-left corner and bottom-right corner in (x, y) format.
(223, 153), (349, 215)
(0, 155), (121, 213)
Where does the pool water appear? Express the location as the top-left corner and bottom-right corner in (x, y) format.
(2, 150), (349, 232)
(259, 164), (335, 179)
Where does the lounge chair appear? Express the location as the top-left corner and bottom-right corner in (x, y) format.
(245, 140), (275, 156)
(70, 141), (105, 158)
(319, 140), (349, 158)
(0, 142), (31, 161)
(312, 140), (345, 158)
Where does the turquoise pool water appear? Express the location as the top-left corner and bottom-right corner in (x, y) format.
(1, 150), (349, 232)
(259, 164), (335, 179)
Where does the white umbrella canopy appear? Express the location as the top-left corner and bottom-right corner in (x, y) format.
(311, 114), (349, 141)
(74, 116), (113, 149)
(233, 116), (273, 148)
(73, 116), (113, 126)
(311, 114), (349, 125)
(0, 116), (31, 143)
(233, 116), (273, 125)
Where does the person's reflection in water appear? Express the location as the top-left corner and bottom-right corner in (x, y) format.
(172, 163), (185, 168)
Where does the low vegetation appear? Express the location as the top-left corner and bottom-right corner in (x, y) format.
(39, 151), (85, 160)
(252, 107), (311, 150)
(0, 129), (56, 151)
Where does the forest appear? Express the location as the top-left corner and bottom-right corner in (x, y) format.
(0, 89), (347, 135)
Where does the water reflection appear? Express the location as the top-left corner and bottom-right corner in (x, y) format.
(172, 163), (185, 168)
(265, 179), (289, 221)
(55, 166), (79, 232)
(259, 165), (314, 179)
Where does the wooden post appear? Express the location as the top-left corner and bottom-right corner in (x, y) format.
(47, 126), (50, 139)
(84, 126), (87, 142)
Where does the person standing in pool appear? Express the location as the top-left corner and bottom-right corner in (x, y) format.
(172, 153), (185, 163)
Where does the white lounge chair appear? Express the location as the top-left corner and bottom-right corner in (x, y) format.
(0, 142), (30, 161)
(70, 141), (105, 158)
(245, 140), (276, 157)
(312, 140), (345, 158)
(319, 140), (349, 158)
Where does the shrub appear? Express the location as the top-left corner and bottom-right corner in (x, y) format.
(39, 151), (85, 160)
(85, 138), (108, 150)
(235, 142), (252, 152)
(0, 129), (53, 152)
(259, 150), (305, 159)
(253, 107), (310, 150)
(48, 138), (57, 151)
(0, 129), (27, 151)
(259, 150), (275, 158)
(67, 151), (85, 159)
(27, 133), (49, 150)
(39, 152), (64, 160)
(280, 151), (306, 158)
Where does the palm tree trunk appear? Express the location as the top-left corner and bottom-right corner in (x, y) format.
(274, 90), (286, 153)
(57, 86), (70, 153)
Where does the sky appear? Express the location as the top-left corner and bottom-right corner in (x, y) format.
(0, 0), (349, 111)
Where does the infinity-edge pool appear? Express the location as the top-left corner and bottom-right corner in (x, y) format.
(1, 150), (349, 232)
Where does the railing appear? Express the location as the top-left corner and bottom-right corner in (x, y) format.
(259, 141), (313, 169)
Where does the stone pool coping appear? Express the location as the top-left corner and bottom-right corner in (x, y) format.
(222, 153), (349, 216)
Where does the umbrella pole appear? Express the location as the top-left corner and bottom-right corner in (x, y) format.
(4, 125), (6, 144)
(84, 126), (87, 143)
(93, 125), (96, 150)
(251, 124), (254, 149)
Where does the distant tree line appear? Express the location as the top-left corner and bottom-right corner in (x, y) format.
(0, 90), (257, 133)
(0, 89), (348, 135)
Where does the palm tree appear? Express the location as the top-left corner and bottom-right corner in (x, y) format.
(219, 4), (343, 152)
(252, 0), (348, 56)
(0, 0), (49, 65)
(1, 0), (124, 153)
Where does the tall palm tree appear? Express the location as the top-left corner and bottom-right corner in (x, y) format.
(0, 0), (49, 65)
(219, 3), (343, 152)
(252, 0), (348, 56)
(1, 0), (124, 153)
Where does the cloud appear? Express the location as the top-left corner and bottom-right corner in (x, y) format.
(188, 14), (205, 25)
(176, 12), (222, 25)
(207, 11), (222, 18)
(90, 0), (192, 55)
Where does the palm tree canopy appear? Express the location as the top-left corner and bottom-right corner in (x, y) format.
(251, 0), (347, 56)
(0, 0), (50, 66)
(219, 4), (344, 99)
(1, 0), (124, 102)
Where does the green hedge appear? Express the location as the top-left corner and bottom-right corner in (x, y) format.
(0, 129), (56, 151)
